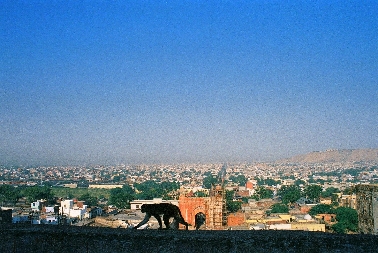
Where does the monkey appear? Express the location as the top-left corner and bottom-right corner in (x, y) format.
(194, 212), (206, 230)
(133, 203), (190, 230)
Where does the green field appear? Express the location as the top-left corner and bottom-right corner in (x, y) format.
(51, 187), (111, 199)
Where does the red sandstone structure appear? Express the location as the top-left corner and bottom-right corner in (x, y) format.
(179, 185), (227, 230)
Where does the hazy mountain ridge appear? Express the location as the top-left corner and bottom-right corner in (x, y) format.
(278, 149), (378, 164)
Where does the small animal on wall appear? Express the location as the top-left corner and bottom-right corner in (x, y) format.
(133, 203), (191, 230)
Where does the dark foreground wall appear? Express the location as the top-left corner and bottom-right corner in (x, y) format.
(1, 224), (377, 253)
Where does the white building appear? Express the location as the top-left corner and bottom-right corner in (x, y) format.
(31, 199), (46, 212)
(44, 206), (55, 213)
(60, 199), (89, 220)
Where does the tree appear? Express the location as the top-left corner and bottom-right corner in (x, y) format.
(331, 194), (339, 206)
(308, 204), (334, 216)
(342, 187), (356, 195)
(79, 193), (98, 207)
(0, 185), (20, 206)
(255, 177), (281, 186)
(264, 178), (281, 186)
(252, 186), (273, 200)
(202, 175), (219, 189)
(321, 187), (340, 198)
(134, 180), (179, 200)
(22, 186), (53, 203)
(229, 175), (247, 186)
(226, 200), (242, 213)
(134, 180), (162, 199)
(108, 185), (135, 209)
(225, 190), (241, 213)
(112, 175), (121, 183)
(294, 179), (306, 186)
(332, 207), (358, 234)
(308, 177), (316, 184)
(335, 207), (358, 224)
(270, 203), (289, 213)
(160, 181), (180, 199)
(331, 221), (350, 234)
(304, 185), (323, 202)
(278, 185), (301, 204)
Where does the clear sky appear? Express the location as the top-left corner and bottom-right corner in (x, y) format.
(1, 1), (377, 166)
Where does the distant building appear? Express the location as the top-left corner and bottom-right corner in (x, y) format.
(335, 193), (357, 209)
(315, 213), (336, 223)
(63, 183), (77, 188)
(31, 199), (46, 212)
(88, 184), (123, 189)
(60, 199), (89, 220)
(291, 223), (325, 232)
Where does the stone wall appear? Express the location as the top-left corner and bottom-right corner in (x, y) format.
(1, 224), (378, 253)
(227, 212), (245, 227)
(355, 184), (378, 234)
(179, 196), (209, 227)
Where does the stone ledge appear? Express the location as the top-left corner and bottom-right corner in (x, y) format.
(0, 224), (377, 253)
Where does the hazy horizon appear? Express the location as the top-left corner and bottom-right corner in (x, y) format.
(1, 1), (377, 166)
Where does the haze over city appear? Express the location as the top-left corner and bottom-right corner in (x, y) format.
(1, 1), (377, 166)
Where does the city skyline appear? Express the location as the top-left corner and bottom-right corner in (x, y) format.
(1, 1), (377, 166)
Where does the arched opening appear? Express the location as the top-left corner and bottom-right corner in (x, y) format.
(195, 212), (206, 230)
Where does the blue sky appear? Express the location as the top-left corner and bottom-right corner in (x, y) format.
(1, 1), (377, 165)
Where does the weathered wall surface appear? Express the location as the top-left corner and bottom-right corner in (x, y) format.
(179, 196), (209, 227)
(1, 224), (378, 253)
(356, 184), (378, 234)
(227, 212), (245, 227)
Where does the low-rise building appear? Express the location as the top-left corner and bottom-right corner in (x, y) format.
(336, 193), (357, 209)
(31, 199), (46, 212)
(291, 223), (325, 232)
(88, 184), (123, 189)
(60, 199), (90, 220)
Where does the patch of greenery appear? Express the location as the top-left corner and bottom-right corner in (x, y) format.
(270, 203), (289, 213)
(51, 187), (111, 199)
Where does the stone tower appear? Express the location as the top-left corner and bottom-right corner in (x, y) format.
(356, 184), (378, 234)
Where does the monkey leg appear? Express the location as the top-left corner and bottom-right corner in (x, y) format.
(163, 215), (172, 229)
(153, 214), (163, 229)
(174, 215), (189, 230)
(134, 213), (151, 229)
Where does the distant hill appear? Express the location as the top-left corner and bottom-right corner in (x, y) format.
(278, 149), (378, 164)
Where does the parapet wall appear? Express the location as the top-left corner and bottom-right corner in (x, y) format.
(1, 224), (378, 253)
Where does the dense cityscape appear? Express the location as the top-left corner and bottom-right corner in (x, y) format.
(1, 160), (378, 187)
(1, 149), (378, 236)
